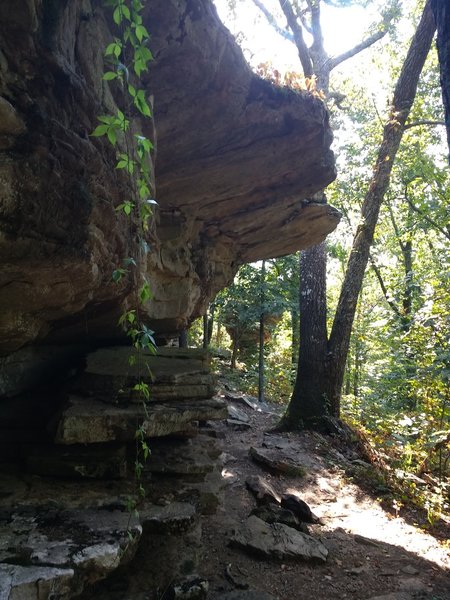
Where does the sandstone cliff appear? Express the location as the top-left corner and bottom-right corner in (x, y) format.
(0, 0), (338, 364)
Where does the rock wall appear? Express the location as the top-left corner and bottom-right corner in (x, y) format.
(0, 0), (338, 367)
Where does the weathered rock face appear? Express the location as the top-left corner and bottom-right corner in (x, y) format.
(0, 0), (338, 359)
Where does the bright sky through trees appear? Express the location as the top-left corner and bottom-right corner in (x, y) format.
(214, 0), (383, 71)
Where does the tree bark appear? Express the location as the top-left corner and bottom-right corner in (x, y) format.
(431, 0), (450, 161)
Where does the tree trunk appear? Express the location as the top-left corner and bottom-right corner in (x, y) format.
(258, 260), (266, 403)
(207, 303), (215, 345)
(231, 334), (238, 370)
(281, 243), (329, 426)
(202, 312), (208, 349)
(431, 0), (450, 161)
(326, 1), (436, 414)
(179, 330), (188, 348)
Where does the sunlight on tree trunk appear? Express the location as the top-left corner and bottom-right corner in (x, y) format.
(278, 0), (435, 430)
(431, 0), (450, 161)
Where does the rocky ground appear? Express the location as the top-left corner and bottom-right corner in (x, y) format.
(196, 390), (450, 600)
(1, 360), (449, 600)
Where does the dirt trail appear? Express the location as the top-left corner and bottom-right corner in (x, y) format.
(200, 395), (450, 600)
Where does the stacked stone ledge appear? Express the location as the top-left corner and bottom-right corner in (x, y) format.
(0, 347), (227, 599)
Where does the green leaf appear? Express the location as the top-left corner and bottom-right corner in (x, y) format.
(135, 24), (149, 42)
(112, 268), (126, 283)
(107, 128), (117, 145)
(113, 6), (122, 25)
(128, 84), (137, 97)
(97, 115), (113, 124)
(116, 201), (134, 215)
(91, 124), (108, 137)
(140, 281), (152, 303)
(134, 90), (152, 117)
(105, 41), (122, 58)
(103, 71), (118, 81)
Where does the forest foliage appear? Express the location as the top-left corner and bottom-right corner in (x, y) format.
(195, 0), (450, 519)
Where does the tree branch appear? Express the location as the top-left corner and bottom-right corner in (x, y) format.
(250, 0), (293, 43)
(278, 0), (313, 77)
(404, 119), (446, 130)
(306, 0), (324, 54)
(327, 29), (388, 71)
(369, 255), (401, 317)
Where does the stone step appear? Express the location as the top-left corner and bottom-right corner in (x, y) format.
(54, 396), (227, 444)
(73, 347), (216, 402)
(141, 502), (198, 534)
(25, 443), (128, 479)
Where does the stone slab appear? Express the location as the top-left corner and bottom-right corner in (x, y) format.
(26, 443), (128, 479)
(55, 396), (227, 444)
(227, 404), (250, 423)
(230, 515), (328, 562)
(0, 507), (141, 597)
(0, 564), (74, 600)
(249, 446), (307, 476)
(72, 346), (217, 403)
(86, 347), (210, 377)
(141, 502), (197, 534)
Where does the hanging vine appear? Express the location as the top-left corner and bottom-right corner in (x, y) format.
(92, 0), (156, 511)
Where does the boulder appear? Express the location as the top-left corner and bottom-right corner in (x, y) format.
(230, 515), (328, 562)
(25, 443), (128, 479)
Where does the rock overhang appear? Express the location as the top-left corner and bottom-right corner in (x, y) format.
(0, 0), (339, 361)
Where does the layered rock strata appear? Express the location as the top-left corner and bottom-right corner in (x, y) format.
(0, 0), (338, 359)
(0, 348), (227, 598)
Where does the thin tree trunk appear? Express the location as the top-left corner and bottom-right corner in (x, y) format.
(326, 1), (436, 414)
(202, 312), (208, 349)
(231, 332), (239, 370)
(258, 260), (266, 403)
(207, 303), (215, 345)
